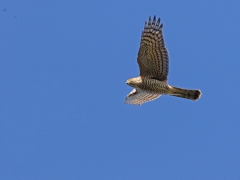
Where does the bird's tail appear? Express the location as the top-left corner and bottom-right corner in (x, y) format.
(168, 86), (202, 100)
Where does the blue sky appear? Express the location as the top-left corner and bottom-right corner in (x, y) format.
(1, 0), (240, 179)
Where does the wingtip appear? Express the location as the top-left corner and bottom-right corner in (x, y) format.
(148, 16), (152, 26)
(149, 16), (152, 21)
(160, 23), (164, 28)
(147, 16), (162, 29)
(156, 17), (161, 27)
(144, 21), (147, 27)
(153, 16), (156, 24)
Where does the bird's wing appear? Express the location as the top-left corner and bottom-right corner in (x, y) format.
(137, 16), (169, 81)
(125, 89), (161, 105)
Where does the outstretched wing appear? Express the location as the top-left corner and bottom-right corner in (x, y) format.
(137, 16), (169, 81)
(125, 89), (161, 105)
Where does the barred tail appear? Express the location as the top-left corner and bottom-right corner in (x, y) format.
(168, 86), (202, 100)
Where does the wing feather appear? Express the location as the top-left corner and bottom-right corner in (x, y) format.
(125, 89), (161, 105)
(137, 16), (169, 81)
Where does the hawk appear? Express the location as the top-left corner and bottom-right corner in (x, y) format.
(125, 16), (201, 105)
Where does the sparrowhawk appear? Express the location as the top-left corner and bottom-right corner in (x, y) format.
(125, 16), (201, 105)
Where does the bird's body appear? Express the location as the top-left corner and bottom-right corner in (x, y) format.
(125, 16), (201, 105)
(127, 77), (169, 94)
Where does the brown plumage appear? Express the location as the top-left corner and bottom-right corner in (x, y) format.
(125, 16), (201, 105)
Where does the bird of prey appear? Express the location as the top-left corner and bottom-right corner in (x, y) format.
(125, 16), (201, 105)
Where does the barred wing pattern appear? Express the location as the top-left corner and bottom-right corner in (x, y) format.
(137, 16), (169, 81)
(125, 89), (161, 105)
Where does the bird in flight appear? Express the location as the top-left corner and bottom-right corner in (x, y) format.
(125, 16), (201, 105)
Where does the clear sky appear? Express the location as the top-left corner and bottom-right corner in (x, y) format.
(1, 0), (240, 179)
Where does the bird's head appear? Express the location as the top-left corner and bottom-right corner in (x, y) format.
(126, 77), (142, 87)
